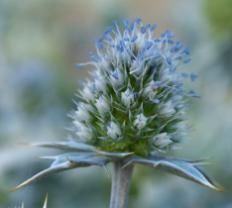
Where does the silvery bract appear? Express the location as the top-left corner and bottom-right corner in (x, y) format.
(16, 19), (220, 191)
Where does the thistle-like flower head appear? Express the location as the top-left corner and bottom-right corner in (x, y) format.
(73, 18), (194, 155)
(15, 19), (220, 192)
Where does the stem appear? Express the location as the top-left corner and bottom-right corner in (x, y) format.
(109, 161), (134, 208)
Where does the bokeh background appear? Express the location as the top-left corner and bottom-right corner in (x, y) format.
(0, 0), (232, 207)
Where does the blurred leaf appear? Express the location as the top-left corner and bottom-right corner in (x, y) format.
(204, 0), (232, 38)
(43, 194), (48, 208)
(17, 195), (48, 208)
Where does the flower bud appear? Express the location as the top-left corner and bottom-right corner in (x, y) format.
(95, 95), (109, 115)
(107, 121), (121, 140)
(110, 68), (124, 87)
(73, 121), (92, 142)
(121, 88), (135, 107)
(153, 132), (172, 148)
(134, 113), (147, 129)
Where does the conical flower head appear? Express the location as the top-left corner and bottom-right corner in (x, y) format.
(73, 19), (195, 156)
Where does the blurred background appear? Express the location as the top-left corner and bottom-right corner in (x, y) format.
(0, 0), (231, 207)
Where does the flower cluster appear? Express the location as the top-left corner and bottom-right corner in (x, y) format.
(73, 18), (196, 156)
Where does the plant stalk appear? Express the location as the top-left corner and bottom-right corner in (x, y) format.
(109, 161), (134, 208)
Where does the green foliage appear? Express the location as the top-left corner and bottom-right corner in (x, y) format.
(204, 0), (232, 39)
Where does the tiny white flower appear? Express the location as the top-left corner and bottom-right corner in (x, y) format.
(153, 132), (172, 148)
(110, 68), (124, 87)
(74, 121), (92, 141)
(81, 81), (96, 100)
(74, 103), (91, 121)
(144, 80), (158, 99)
(134, 113), (147, 129)
(130, 60), (143, 76)
(94, 70), (106, 91)
(160, 100), (176, 116)
(107, 121), (121, 139)
(121, 88), (135, 106)
(95, 95), (109, 114)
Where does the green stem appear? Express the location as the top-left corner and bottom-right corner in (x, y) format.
(109, 161), (134, 208)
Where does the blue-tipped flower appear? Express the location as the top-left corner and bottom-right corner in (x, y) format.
(15, 19), (220, 194)
(72, 18), (193, 155)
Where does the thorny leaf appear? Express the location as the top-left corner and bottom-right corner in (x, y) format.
(125, 156), (222, 191)
(14, 153), (108, 191)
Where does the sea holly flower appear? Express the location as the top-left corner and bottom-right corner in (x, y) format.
(15, 19), (221, 208)
(134, 113), (147, 129)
